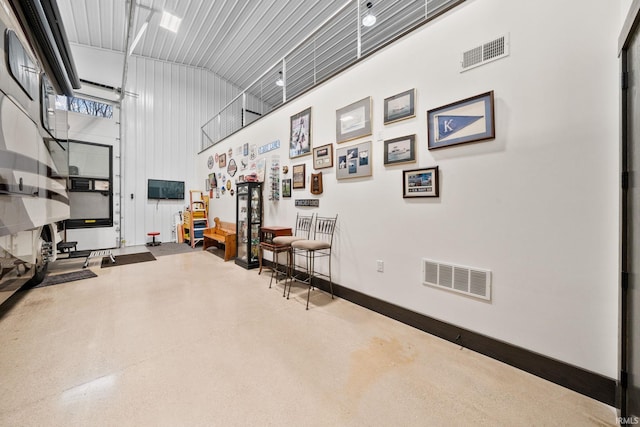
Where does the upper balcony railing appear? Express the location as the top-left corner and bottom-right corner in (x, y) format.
(201, 0), (464, 151)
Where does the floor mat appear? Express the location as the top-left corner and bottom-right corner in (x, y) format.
(147, 242), (200, 257)
(101, 252), (156, 268)
(33, 270), (97, 288)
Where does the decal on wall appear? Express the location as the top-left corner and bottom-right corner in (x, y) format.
(243, 143), (249, 156)
(250, 144), (257, 160)
(295, 199), (319, 207)
(207, 155), (214, 169)
(258, 139), (280, 155)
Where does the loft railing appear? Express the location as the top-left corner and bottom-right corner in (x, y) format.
(201, 0), (464, 151)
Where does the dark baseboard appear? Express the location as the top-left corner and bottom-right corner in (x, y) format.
(264, 260), (617, 407)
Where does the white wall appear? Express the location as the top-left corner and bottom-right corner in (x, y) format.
(196, 0), (621, 377)
(122, 56), (241, 246)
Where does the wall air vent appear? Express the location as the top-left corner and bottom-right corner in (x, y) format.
(461, 34), (509, 72)
(422, 259), (491, 300)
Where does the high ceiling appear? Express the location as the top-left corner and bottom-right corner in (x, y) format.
(56, 0), (349, 90)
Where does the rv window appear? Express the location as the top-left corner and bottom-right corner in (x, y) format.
(7, 31), (38, 100)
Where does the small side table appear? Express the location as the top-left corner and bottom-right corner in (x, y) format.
(258, 226), (293, 277)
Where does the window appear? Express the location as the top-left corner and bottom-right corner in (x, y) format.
(7, 30), (38, 99)
(56, 95), (113, 118)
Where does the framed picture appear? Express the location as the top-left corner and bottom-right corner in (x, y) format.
(290, 107), (312, 158)
(219, 153), (227, 168)
(336, 97), (372, 143)
(292, 164), (306, 189)
(427, 91), (495, 150)
(384, 89), (415, 124)
(336, 141), (371, 180)
(403, 166), (439, 198)
(312, 143), (333, 169)
(282, 179), (292, 198)
(384, 135), (416, 166)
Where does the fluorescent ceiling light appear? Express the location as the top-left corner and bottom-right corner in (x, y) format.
(160, 11), (182, 33)
(128, 21), (149, 55)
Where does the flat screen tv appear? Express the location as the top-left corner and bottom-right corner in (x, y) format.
(148, 179), (185, 200)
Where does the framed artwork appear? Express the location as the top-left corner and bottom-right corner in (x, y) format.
(403, 166), (439, 198)
(310, 172), (323, 195)
(336, 97), (372, 143)
(312, 143), (333, 169)
(290, 107), (312, 158)
(336, 141), (371, 180)
(384, 135), (416, 166)
(282, 179), (292, 198)
(427, 91), (495, 150)
(219, 153), (227, 168)
(384, 89), (415, 124)
(292, 164), (306, 189)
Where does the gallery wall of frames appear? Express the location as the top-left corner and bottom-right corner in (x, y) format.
(196, 0), (620, 379)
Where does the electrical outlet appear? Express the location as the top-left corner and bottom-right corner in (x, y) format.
(376, 260), (384, 272)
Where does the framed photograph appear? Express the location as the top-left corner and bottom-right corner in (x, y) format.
(336, 141), (372, 180)
(336, 97), (372, 143)
(384, 89), (415, 124)
(282, 179), (292, 198)
(384, 135), (416, 166)
(290, 107), (312, 158)
(403, 166), (439, 198)
(427, 91), (495, 150)
(292, 164), (306, 189)
(219, 153), (227, 168)
(312, 143), (333, 169)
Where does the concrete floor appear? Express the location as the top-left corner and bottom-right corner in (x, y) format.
(0, 247), (617, 426)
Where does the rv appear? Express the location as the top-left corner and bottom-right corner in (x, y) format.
(0, 0), (80, 305)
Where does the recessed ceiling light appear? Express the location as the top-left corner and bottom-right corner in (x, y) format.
(160, 10), (182, 33)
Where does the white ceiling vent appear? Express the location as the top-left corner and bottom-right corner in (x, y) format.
(422, 259), (491, 300)
(461, 34), (509, 72)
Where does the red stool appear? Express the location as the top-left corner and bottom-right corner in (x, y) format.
(147, 232), (161, 246)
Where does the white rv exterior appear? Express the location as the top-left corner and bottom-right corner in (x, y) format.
(0, 0), (80, 305)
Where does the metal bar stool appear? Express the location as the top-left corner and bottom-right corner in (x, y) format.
(289, 215), (338, 309)
(270, 213), (314, 296)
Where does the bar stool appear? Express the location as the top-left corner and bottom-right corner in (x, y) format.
(270, 213), (314, 295)
(289, 215), (338, 309)
(147, 232), (161, 246)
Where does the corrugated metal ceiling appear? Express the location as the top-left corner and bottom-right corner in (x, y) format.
(57, 0), (349, 90)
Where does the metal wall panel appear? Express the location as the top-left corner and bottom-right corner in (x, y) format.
(121, 56), (240, 246)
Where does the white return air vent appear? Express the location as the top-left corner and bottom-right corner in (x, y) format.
(461, 34), (509, 72)
(422, 259), (491, 300)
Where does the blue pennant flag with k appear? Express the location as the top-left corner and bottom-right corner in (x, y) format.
(437, 115), (483, 140)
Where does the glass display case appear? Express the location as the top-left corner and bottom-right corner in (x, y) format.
(235, 182), (263, 269)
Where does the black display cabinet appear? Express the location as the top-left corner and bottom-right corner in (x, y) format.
(235, 182), (263, 269)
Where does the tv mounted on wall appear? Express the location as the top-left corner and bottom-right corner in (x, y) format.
(147, 179), (185, 200)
